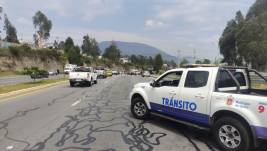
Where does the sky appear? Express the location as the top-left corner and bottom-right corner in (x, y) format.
(0, 0), (255, 60)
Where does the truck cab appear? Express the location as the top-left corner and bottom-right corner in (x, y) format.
(130, 66), (267, 151)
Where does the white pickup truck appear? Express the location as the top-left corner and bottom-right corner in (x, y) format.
(130, 66), (267, 151)
(69, 67), (97, 87)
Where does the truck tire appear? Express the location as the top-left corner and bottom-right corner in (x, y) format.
(87, 81), (92, 87)
(87, 78), (93, 87)
(212, 117), (252, 151)
(131, 97), (150, 120)
(70, 81), (75, 87)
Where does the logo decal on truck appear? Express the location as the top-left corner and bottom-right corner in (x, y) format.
(162, 97), (197, 111)
(258, 105), (265, 113)
(258, 102), (267, 113)
(226, 95), (234, 105)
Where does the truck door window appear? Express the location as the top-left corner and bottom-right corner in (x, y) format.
(218, 70), (236, 88)
(234, 72), (246, 86)
(184, 71), (209, 88)
(157, 72), (183, 87)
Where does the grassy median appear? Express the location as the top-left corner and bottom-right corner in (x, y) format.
(0, 78), (67, 94)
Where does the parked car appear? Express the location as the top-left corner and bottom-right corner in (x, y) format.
(130, 66), (267, 151)
(142, 71), (151, 77)
(112, 70), (119, 75)
(48, 70), (58, 76)
(105, 69), (113, 77)
(69, 67), (97, 87)
(95, 67), (107, 79)
(30, 70), (49, 79)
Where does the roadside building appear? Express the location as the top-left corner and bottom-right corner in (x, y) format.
(120, 57), (130, 64)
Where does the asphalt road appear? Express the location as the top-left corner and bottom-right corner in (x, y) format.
(0, 74), (65, 86)
(0, 75), (266, 151)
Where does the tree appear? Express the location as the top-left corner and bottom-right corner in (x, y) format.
(246, 0), (267, 19)
(195, 60), (202, 64)
(235, 11), (245, 24)
(53, 40), (59, 49)
(103, 42), (121, 62)
(58, 41), (65, 50)
(33, 11), (52, 47)
(81, 35), (101, 58)
(219, 11), (245, 66)
(81, 35), (92, 55)
(68, 46), (82, 65)
(148, 56), (153, 66)
(64, 37), (74, 53)
(236, 16), (267, 70)
(180, 58), (189, 67)
(4, 14), (19, 43)
(202, 59), (211, 64)
(153, 54), (163, 72)
(91, 38), (101, 57)
(219, 19), (238, 65)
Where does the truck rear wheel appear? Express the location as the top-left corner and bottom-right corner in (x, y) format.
(131, 97), (150, 120)
(212, 117), (251, 151)
(70, 81), (75, 87)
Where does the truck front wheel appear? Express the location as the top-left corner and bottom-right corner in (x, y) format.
(131, 97), (150, 120)
(212, 117), (252, 151)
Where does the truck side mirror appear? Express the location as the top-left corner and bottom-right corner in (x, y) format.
(150, 80), (155, 87)
(150, 80), (161, 87)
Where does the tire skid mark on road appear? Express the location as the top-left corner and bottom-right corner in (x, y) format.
(25, 76), (167, 151)
(181, 131), (201, 151)
(0, 107), (40, 150)
(47, 90), (77, 107)
(0, 86), (88, 150)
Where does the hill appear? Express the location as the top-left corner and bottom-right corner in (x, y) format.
(99, 41), (178, 61)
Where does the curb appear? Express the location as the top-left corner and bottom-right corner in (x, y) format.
(0, 80), (68, 100)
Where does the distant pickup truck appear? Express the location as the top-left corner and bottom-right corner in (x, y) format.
(64, 64), (77, 74)
(130, 66), (267, 151)
(69, 67), (97, 87)
(95, 67), (107, 79)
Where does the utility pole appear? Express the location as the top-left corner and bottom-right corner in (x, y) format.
(177, 50), (181, 68)
(0, 7), (3, 41)
(193, 49), (196, 63)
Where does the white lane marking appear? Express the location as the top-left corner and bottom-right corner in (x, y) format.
(6, 146), (14, 150)
(71, 99), (81, 107)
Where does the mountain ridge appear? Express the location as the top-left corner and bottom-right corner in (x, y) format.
(99, 41), (178, 61)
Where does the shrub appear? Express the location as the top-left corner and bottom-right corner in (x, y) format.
(21, 67), (40, 75)
(9, 46), (20, 57)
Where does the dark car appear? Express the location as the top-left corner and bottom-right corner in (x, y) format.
(30, 70), (49, 79)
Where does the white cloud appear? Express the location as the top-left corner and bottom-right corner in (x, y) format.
(145, 19), (164, 28)
(2, 0), (122, 21)
(81, 0), (122, 21)
(16, 17), (31, 26)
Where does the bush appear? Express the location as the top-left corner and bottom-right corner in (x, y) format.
(21, 67), (40, 75)
(9, 46), (20, 57)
